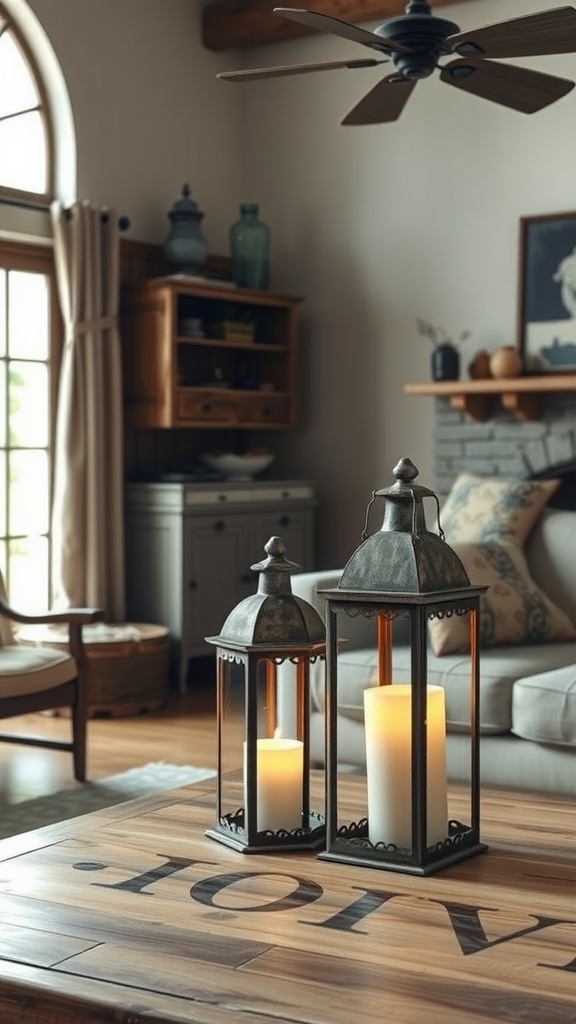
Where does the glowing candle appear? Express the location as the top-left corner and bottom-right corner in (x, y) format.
(245, 736), (304, 833)
(364, 683), (447, 850)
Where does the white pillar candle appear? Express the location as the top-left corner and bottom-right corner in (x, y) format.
(364, 683), (448, 850)
(245, 737), (304, 833)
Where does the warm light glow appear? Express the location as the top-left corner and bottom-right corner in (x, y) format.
(244, 736), (304, 833)
(364, 683), (448, 849)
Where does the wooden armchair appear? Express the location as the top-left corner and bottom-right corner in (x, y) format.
(0, 572), (104, 781)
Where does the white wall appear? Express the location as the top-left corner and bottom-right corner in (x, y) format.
(228, 0), (576, 565)
(6, 0), (576, 568)
(25, 0), (242, 250)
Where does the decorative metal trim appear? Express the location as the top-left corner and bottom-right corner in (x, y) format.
(271, 653), (326, 666)
(220, 652), (245, 665)
(217, 808), (325, 847)
(428, 606), (470, 621)
(344, 607), (377, 621)
(333, 818), (477, 865)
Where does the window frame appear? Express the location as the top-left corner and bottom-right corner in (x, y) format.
(0, 3), (55, 210)
(0, 238), (62, 602)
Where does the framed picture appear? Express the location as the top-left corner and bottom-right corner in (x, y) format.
(517, 211), (576, 373)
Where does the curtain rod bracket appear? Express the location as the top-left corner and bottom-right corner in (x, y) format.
(0, 195), (129, 230)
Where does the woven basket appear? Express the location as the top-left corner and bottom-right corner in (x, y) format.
(20, 622), (170, 718)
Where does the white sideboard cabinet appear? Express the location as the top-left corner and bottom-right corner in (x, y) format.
(125, 481), (316, 691)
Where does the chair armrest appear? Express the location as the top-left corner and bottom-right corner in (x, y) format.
(0, 598), (104, 627)
(0, 600), (105, 669)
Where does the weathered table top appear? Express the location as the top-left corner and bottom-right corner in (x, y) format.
(1, 774), (576, 1024)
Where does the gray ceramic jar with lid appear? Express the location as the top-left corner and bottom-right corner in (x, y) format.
(163, 183), (209, 275)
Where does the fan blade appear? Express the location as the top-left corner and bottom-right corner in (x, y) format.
(342, 74), (417, 125)
(441, 58), (575, 114)
(218, 57), (386, 83)
(447, 7), (576, 60)
(273, 7), (409, 54)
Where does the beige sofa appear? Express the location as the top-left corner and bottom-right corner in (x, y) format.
(282, 506), (576, 795)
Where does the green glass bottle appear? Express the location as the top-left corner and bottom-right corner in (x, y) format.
(229, 203), (270, 289)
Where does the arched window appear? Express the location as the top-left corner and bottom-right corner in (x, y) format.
(0, 4), (51, 204)
(0, 1), (68, 610)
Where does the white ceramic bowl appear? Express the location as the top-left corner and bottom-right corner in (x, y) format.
(201, 452), (275, 481)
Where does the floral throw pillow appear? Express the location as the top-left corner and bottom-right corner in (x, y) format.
(440, 472), (559, 547)
(428, 541), (576, 655)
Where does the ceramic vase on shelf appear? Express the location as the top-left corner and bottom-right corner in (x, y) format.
(489, 345), (522, 379)
(163, 183), (209, 276)
(229, 203), (270, 289)
(468, 349), (492, 380)
(431, 343), (460, 382)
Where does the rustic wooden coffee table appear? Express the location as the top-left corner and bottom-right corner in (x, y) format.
(1, 774), (576, 1024)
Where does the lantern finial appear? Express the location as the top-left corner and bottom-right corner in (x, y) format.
(209, 536), (325, 647)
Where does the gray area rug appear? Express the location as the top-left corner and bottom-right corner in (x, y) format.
(0, 762), (215, 840)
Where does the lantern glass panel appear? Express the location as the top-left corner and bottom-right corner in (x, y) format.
(218, 654), (247, 826)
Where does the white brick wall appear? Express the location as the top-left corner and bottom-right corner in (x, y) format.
(435, 395), (576, 502)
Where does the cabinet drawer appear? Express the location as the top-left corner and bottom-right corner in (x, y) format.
(238, 393), (290, 425)
(177, 390), (237, 423)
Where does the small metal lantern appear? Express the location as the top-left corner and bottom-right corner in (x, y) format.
(319, 457), (488, 875)
(205, 536), (326, 853)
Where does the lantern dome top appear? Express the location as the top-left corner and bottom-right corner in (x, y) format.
(339, 457), (470, 594)
(207, 536), (326, 649)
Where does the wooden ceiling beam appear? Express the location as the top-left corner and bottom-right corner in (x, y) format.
(202, 1), (472, 52)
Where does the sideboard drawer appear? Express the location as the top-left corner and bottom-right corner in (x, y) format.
(177, 389), (236, 423)
(238, 394), (291, 425)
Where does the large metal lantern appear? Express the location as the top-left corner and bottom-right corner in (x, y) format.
(205, 536), (326, 853)
(319, 457), (488, 875)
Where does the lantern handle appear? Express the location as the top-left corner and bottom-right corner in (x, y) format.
(432, 494), (445, 540)
(420, 493), (445, 541)
(361, 490), (446, 541)
(361, 491), (378, 542)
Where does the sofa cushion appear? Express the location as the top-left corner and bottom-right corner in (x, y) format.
(440, 471), (559, 546)
(512, 665), (576, 746)
(526, 508), (576, 623)
(327, 641), (576, 735)
(428, 541), (576, 655)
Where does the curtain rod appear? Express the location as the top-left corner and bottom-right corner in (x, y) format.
(0, 194), (130, 230)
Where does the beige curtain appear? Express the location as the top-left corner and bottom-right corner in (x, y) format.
(50, 200), (125, 621)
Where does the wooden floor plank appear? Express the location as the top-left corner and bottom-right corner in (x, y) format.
(0, 672), (218, 802)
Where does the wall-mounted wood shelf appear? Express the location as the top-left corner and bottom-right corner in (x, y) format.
(404, 374), (576, 423)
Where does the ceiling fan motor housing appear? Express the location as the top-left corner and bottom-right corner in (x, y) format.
(375, 13), (460, 79)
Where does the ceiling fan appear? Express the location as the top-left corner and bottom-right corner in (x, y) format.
(217, 3), (576, 125)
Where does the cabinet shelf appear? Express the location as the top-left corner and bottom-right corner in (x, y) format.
(176, 336), (286, 352)
(181, 386), (289, 396)
(404, 374), (576, 422)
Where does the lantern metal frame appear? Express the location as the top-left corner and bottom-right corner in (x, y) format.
(205, 639), (326, 853)
(318, 586), (488, 874)
(316, 456), (489, 876)
(205, 535), (326, 854)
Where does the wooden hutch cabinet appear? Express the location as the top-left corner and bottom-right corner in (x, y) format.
(121, 273), (315, 691)
(121, 276), (301, 430)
